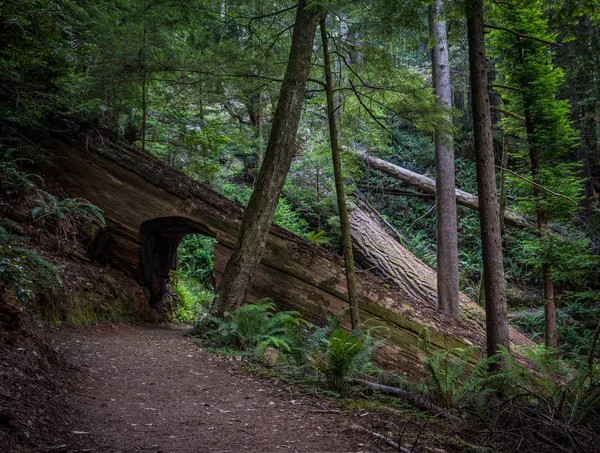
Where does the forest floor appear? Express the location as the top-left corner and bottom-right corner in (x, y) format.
(48, 324), (392, 452)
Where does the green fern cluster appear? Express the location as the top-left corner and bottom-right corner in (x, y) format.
(418, 328), (600, 426)
(498, 345), (600, 425)
(32, 191), (105, 227)
(0, 158), (42, 196)
(193, 299), (307, 358)
(314, 328), (379, 391)
(418, 329), (499, 409)
(288, 317), (380, 391)
(193, 304), (380, 391)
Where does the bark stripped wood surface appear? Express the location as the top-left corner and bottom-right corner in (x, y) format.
(46, 135), (530, 377)
(354, 150), (535, 230)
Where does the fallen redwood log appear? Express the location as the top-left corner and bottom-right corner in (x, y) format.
(45, 134), (530, 378)
(353, 150), (535, 231)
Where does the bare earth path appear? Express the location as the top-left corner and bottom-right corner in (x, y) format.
(51, 324), (378, 452)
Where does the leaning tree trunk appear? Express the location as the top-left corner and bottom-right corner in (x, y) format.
(466, 0), (510, 358)
(429, 0), (459, 316)
(210, 0), (318, 316)
(320, 17), (360, 329)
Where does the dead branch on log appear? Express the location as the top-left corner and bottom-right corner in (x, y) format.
(355, 380), (461, 423)
(350, 424), (411, 452)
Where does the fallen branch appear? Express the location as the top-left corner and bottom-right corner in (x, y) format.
(492, 105), (525, 122)
(350, 424), (411, 452)
(355, 380), (461, 423)
(496, 165), (579, 206)
(484, 24), (563, 47)
(356, 183), (436, 199)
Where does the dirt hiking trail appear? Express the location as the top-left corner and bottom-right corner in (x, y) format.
(51, 324), (382, 452)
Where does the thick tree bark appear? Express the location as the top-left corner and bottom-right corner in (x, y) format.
(210, 1), (318, 316)
(320, 17), (360, 329)
(466, 0), (510, 357)
(354, 150), (534, 230)
(429, 0), (459, 317)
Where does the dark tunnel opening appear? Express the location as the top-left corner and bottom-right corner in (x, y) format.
(139, 216), (215, 306)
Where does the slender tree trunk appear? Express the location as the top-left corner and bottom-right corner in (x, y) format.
(210, 1), (318, 316)
(320, 17), (360, 329)
(518, 44), (558, 350)
(524, 107), (557, 349)
(141, 68), (147, 153)
(499, 134), (508, 232)
(466, 0), (510, 358)
(141, 21), (148, 153)
(429, 0), (459, 317)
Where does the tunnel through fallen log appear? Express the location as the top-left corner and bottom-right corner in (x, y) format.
(140, 217), (215, 305)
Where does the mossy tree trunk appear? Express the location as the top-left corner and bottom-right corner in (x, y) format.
(210, 0), (318, 317)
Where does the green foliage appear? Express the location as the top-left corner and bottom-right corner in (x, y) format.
(193, 299), (307, 359)
(31, 191), (105, 246)
(307, 230), (329, 246)
(312, 327), (379, 391)
(519, 231), (597, 285)
(511, 292), (600, 360)
(0, 158), (42, 195)
(177, 234), (215, 289)
(289, 317), (381, 392)
(418, 329), (497, 409)
(218, 183), (309, 238)
(0, 243), (62, 305)
(32, 191), (105, 226)
(171, 272), (213, 324)
(497, 345), (600, 425)
(0, 0), (94, 129)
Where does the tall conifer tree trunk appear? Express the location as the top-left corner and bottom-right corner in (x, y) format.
(466, 0), (510, 357)
(429, 0), (459, 317)
(210, 1), (318, 316)
(522, 88), (557, 349)
(320, 17), (360, 329)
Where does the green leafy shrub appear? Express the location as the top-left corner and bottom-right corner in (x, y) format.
(171, 274), (212, 323)
(298, 318), (381, 392)
(193, 299), (307, 358)
(313, 327), (379, 391)
(510, 292), (600, 361)
(419, 329), (497, 409)
(31, 191), (105, 248)
(32, 191), (105, 227)
(0, 158), (42, 196)
(177, 235), (215, 289)
(497, 345), (600, 426)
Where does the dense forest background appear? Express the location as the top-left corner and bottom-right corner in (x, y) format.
(3, 0), (597, 357)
